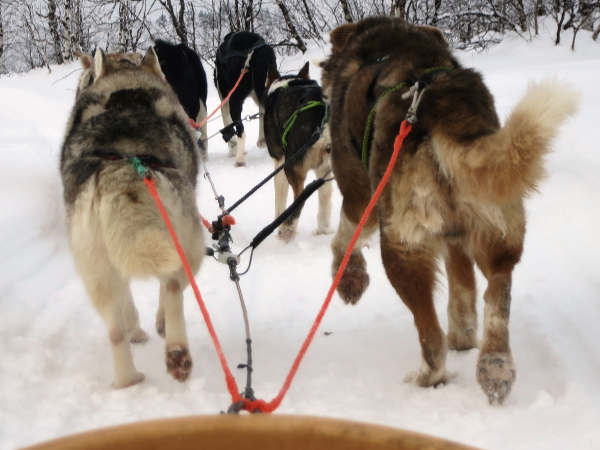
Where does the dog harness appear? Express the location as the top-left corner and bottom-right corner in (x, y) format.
(351, 56), (453, 170)
(88, 151), (177, 171)
(269, 79), (327, 150)
(217, 32), (267, 62)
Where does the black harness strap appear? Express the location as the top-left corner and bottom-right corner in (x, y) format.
(246, 177), (329, 251)
(222, 129), (322, 217)
(220, 34), (267, 62)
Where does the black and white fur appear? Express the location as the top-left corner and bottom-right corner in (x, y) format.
(214, 31), (276, 166)
(263, 62), (333, 242)
(64, 48), (204, 388)
(154, 39), (208, 156)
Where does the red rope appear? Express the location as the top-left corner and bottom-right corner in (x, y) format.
(189, 68), (247, 130)
(241, 120), (412, 413)
(143, 120), (412, 413)
(199, 213), (212, 231)
(144, 177), (243, 403)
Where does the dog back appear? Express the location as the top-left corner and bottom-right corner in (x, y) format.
(61, 49), (202, 278)
(264, 78), (326, 162)
(154, 40), (208, 120)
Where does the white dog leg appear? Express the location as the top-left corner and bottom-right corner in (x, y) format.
(234, 132), (246, 167)
(197, 101), (208, 158)
(313, 155), (333, 235)
(88, 273), (144, 389)
(160, 272), (192, 382)
(273, 157), (289, 219)
(220, 100), (237, 157)
(122, 289), (150, 344)
(257, 105), (267, 148)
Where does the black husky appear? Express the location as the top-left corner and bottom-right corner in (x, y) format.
(263, 62), (333, 242)
(154, 39), (208, 154)
(214, 31), (276, 166)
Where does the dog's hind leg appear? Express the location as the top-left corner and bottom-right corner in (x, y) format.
(156, 295), (166, 338)
(472, 228), (523, 404)
(197, 100), (208, 159)
(380, 231), (449, 387)
(160, 272), (193, 382)
(229, 96), (246, 167)
(257, 105), (267, 148)
(86, 271), (145, 388)
(313, 153), (333, 236)
(123, 291), (149, 344)
(278, 168), (306, 242)
(331, 207), (378, 304)
(219, 97), (238, 157)
(445, 243), (478, 351)
(273, 157), (289, 220)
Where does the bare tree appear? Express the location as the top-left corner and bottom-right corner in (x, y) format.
(0, 1), (4, 66)
(46, 0), (64, 63)
(339, 0), (353, 22)
(158, 0), (189, 45)
(274, 0), (307, 52)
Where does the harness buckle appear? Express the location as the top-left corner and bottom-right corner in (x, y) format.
(402, 82), (426, 124)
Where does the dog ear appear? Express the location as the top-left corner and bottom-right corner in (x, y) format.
(94, 48), (108, 80)
(419, 25), (449, 48)
(141, 46), (165, 78)
(266, 64), (280, 88)
(74, 51), (93, 70)
(330, 23), (358, 55)
(297, 61), (310, 80)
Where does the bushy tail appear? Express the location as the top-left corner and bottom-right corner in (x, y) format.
(433, 79), (579, 204)
(99, 177), (195, 278)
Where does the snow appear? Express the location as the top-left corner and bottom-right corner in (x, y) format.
(1, 24), (600, 450)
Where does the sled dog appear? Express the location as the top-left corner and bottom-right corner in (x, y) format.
(63, 48), (204, 388)
(154, 39), (209, 156)
(321, 16), (578, 404)
(264, 62), (333, 241)
(214, 31), (276, 166)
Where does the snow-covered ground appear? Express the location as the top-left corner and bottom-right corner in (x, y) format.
(1, 23), (600, 450)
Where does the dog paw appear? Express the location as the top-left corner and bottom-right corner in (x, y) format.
(336, 264), (369, 304)
(278, 228), (297, 243)
(448, 328), (479, 351)
(130, 327), (150, 344)
(404, 367), (449, 387)
(113, 371), (145, 389)
(477, 352), (515, 404)
(313, 226), (334, 236)
(234, 160), (246, 167)
(166, 345), (193, 382)
(256, 137), (267, 148)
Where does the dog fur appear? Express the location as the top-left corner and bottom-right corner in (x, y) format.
(63, 48), (204, 388)
(321, 16), (578, 404)
(214, 31), (276, 166)
(263, 62), (333, 241)
(154, 39), (209, 156)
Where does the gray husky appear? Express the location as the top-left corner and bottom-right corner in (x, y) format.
(62, 48), (204, 388)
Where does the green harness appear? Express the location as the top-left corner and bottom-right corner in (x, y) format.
(282, 100), (326, 149)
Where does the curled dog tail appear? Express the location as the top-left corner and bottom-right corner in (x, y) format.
(98, 174), (200, 278)
(433, 78), (579, 204)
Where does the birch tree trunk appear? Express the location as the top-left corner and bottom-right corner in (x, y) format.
(47, 0), (64, 63)
(61, 0), (73, 60)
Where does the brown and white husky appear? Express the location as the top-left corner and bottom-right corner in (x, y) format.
(321, 16), (578, 404)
